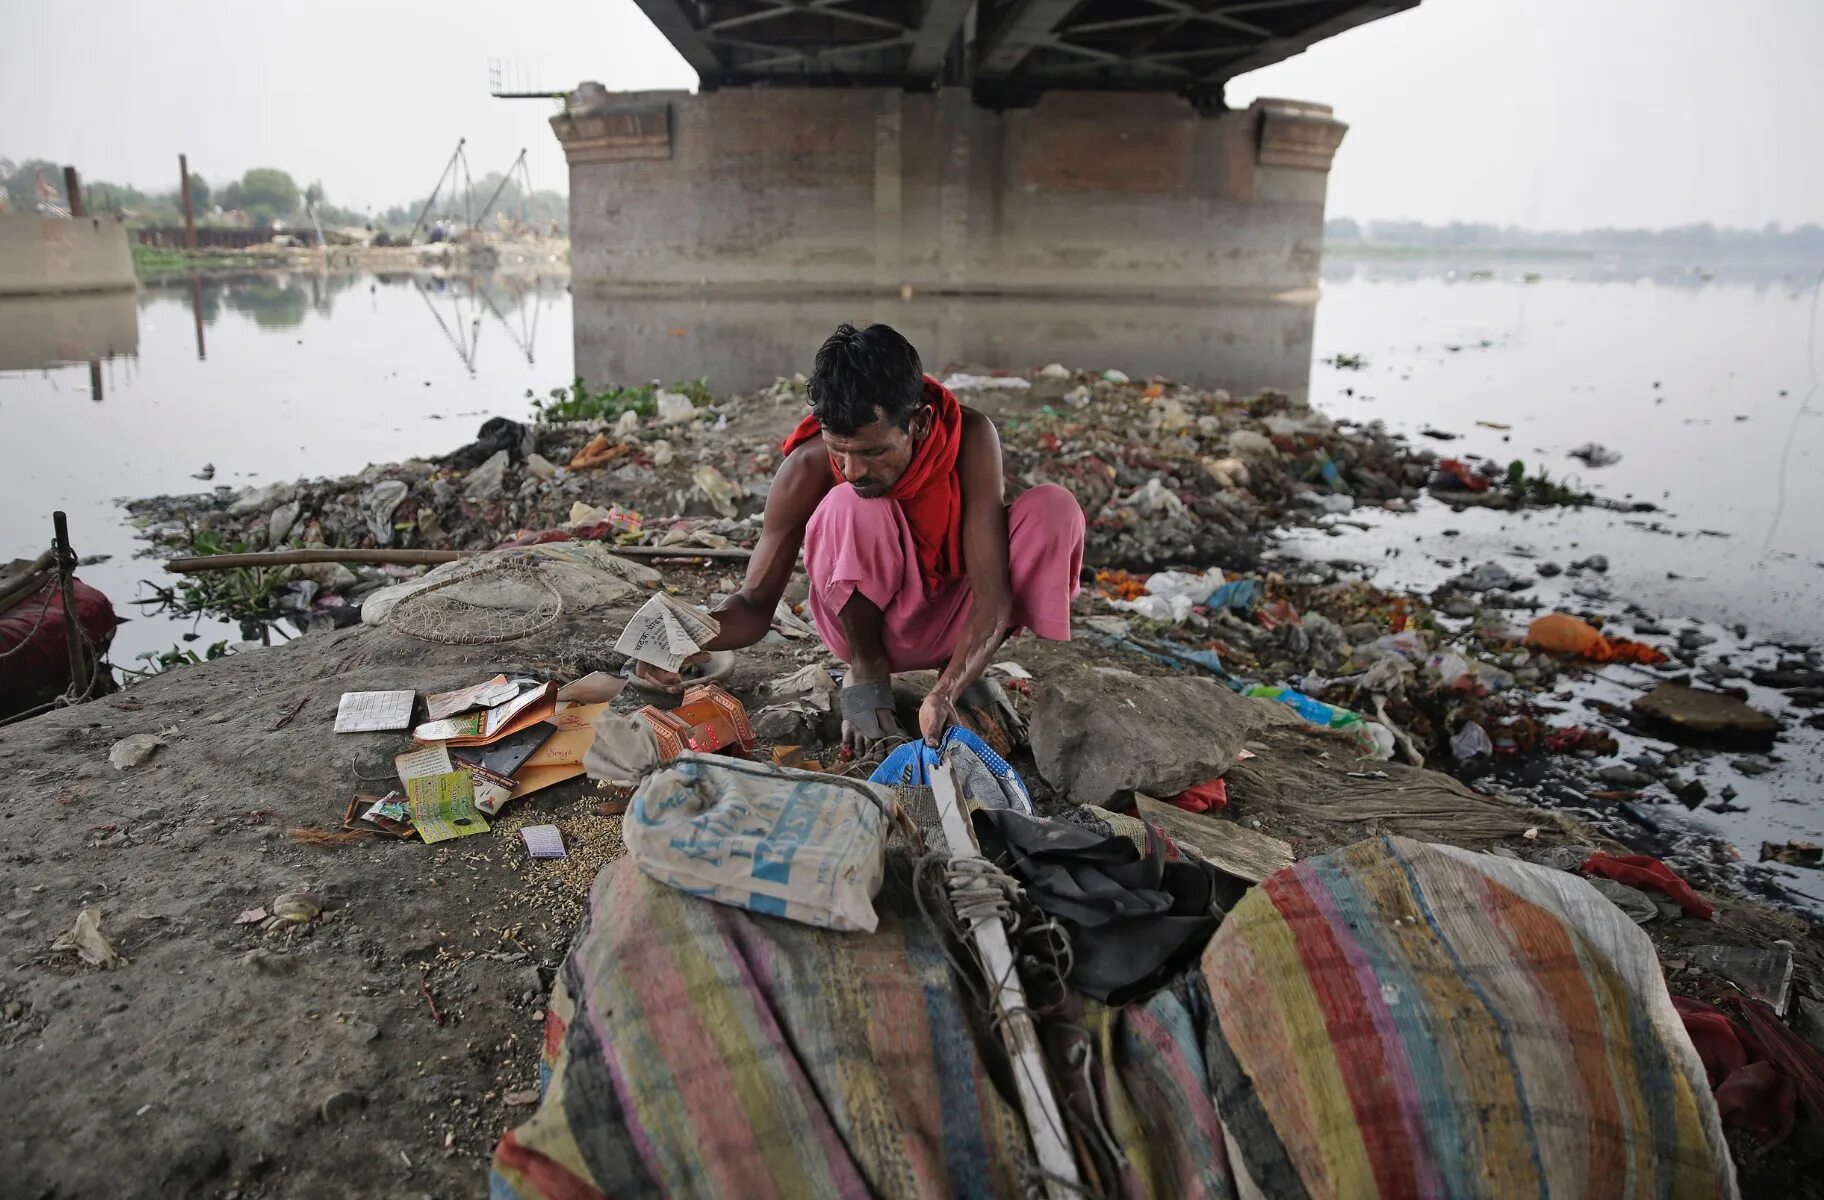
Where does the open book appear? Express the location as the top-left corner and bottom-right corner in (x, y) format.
(615, 593), (720, 672)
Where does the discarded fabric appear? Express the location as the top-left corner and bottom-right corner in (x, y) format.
(1168, 777), (1228, 813)
(972, 807), (1221, 1003)
(1580, 850), (1712, 919)
(1205, 577), (1259, 612)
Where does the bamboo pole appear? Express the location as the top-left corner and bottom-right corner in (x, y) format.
(165, 544), (753, 573)
(52, 512), (92, 699)
(928, 761), (1081, 1198)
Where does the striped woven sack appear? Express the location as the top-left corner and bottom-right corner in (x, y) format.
(1203, 835), (1737, 1199)
(492, 851), (1247, 1199)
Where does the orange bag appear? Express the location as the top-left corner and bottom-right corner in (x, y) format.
(1527, 612), (1667, 665)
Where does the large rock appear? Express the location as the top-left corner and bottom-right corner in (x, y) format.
(1031, 665), (1288, 806)
(1632, 682), (1779, 748)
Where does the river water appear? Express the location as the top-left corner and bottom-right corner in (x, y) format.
(3, 261), (1819, 878)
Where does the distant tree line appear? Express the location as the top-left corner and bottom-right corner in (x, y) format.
(1325, 216), (1824, 260)
(0, 156), (565, 236)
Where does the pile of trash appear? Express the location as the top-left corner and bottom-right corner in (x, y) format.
(126, 369), (1436, 609)
(127, 389), (778, 565)
(991, 372), (1426, 566)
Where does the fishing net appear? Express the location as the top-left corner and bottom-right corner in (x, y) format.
(379, 551), (565, 645)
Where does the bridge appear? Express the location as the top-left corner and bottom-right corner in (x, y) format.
(632, 0), (1412, 103)
(553, 1), (1417, 299)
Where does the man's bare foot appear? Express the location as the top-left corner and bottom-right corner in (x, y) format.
(839, 675), (905, 755)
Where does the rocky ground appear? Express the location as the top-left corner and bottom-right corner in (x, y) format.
(7, 365), (1821, 1196)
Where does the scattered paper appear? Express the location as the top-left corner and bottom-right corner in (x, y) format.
(335, 690), (417, 733)
(108, 733), (166, 771)
(395, 744), (455, 784)
(615, 593), (720, 672)
(771, 601), (815, 639)
(405, 771), (489, 843)
(520, 825), (567, 859)
(235, 907), (268, 926)
(990, 661), (1033, 681)
(556, 672), (625, 704)
(50, 907), (120, 968)
(357, 794), (415, 838)
(510, 762), (587, 798)
(424, 675), (530, 722)
(518, 706), (608, 770)
(463, 762), (518, 817)
(767, 664), (838, 711)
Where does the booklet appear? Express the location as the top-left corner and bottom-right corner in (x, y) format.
(404, 770), (490, 843)
(424, 674), (537, 722)
(412, 682), (557, 747)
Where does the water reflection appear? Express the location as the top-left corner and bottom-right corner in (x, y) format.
(572, 290), (1318, 400)
(135, 270), (569, 371)
(0, 290), (138, 373)
(1321, 253), (1820, 290)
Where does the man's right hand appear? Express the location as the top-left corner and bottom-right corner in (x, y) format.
(632, 654), (707, 692)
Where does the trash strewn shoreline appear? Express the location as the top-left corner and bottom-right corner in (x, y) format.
(0, 363), (1814, 1196)
(121, 365), (1819, 910)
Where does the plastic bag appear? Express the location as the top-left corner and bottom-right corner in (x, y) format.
(1451, 720), (1494, 761)
(624, 756), (892, 932)
(1142, 567), (1226, 604)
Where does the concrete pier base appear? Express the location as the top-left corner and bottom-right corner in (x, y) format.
(553, 87), (1345, 300)
(0, 215), (135, 296)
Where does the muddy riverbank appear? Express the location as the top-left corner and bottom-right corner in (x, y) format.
(4, 555), (1821, 1197)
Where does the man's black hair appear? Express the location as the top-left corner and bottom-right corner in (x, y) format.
(806, 322), (926, 436)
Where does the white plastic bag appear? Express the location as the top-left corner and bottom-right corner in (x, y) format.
(624, 755), (892, 932)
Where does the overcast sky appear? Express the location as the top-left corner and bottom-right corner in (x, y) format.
(3, 0), (1820, 229)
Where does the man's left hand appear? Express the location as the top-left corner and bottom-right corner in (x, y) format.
(918, 688), (959, 748)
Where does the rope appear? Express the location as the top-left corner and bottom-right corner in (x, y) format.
(0, 547), (107, 727)
(913, 848), (1106, 1199)
(0, 577), (56, 660)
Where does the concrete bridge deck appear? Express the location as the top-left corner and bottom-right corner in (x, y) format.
(631, 0), (1415, 104)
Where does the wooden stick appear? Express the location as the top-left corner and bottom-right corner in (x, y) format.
(929, 761), (1081, 1198)
(165, 544), (754, 573)
(52, 513), (91, 699)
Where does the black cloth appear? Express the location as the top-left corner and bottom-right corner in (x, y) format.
(445, 417), (533, 469)
(972, 808), (1221, 1005)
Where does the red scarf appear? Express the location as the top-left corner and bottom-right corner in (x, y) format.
(783, 375), (965, 589)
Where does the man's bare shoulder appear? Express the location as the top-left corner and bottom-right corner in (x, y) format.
(956, 406), (1004, 481)
(959, 405), (1000, 441)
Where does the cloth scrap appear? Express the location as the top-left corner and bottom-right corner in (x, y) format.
(1672, 996), (1798, 1143)
(972, 807), (1220, 1003)
(1581, 851), (1713, 919)
(1168, 778), (1229, 813)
